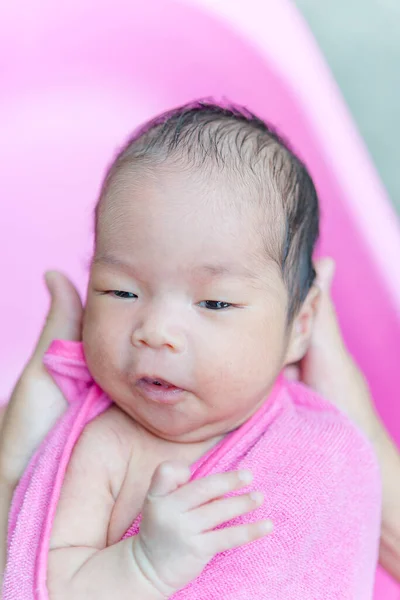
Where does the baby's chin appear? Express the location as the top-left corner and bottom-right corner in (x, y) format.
(82, 340), (279, 443)
(110, 386), (266, 445)
(113, 393), (228, 443)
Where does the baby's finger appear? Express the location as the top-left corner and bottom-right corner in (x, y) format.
(190, 491), (264, 532)
(202, 519), (273, 554)
(147, 461), (191, 498)
(171, 470), (253, 511)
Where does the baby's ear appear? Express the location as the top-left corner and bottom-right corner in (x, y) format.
(284, 284), (320, 365)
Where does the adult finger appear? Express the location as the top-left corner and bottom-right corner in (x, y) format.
(315, 257), (335, 293)
(30, 271), (83, 365)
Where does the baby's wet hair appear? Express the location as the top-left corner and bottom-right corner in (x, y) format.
(96, 100), (319, 322)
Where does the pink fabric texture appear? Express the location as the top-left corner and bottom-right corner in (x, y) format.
(4, 340), (381, 599)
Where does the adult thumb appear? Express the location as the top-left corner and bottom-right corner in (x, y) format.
(315, 258), (335, 294)
(31, 271), (83, 364)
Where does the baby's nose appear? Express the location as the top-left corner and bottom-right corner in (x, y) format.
(131, 318), (185, 353)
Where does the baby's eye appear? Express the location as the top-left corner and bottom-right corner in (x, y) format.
(109, 290), (137, 299)
(199, 300), (232, 310)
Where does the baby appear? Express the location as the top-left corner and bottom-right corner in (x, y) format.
(4, 102), (381, 599)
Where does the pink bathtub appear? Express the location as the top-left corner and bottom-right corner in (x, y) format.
(1, 0), (399, 596)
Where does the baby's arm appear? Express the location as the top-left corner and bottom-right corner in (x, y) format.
(47, 422), (163, 600)
(48, 427), (272, 599)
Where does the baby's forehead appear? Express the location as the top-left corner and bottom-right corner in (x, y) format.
(95, 164), (285, 283)
(98, 158), (284, 227)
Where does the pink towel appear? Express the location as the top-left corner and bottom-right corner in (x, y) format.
(3, 340), (381, 599)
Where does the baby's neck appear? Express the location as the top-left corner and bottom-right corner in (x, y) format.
(140, 422), (226, 467)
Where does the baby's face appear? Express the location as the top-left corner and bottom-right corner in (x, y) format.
(83, 166), (290, 442)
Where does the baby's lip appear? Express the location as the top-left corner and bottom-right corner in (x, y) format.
(136, 374), (184, 390)
(138, 375), (178, 388)
(136, 376), (187, 405)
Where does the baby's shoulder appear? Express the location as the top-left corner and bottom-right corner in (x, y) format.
(81, 402), (137, 448)
(76, 404), (138, 491)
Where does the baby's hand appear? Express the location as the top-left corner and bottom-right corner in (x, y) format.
(132, 461), (272, 597)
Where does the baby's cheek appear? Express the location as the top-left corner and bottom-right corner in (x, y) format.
(82, 313), (120, 384)
(201, 328), (264, 385)
(83, 328), (111, 382)
(226, 321), (284, 381)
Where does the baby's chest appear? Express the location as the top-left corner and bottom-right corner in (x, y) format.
(50, 407), (207, 548)
(107, 447), (164, 544)
(106, 426), (214, 544)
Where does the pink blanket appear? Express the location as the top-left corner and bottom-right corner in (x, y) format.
(3, 340), (381, 599)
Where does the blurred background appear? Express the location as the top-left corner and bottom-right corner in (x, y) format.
(297, 0), (400, 213)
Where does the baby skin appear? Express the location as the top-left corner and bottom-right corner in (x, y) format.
(48, 166), (310, 598)
(42, 105), (378, 599)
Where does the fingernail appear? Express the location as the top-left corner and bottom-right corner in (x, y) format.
(260, 520), (273, 533)
(238, 470), (253, 484)
(250, 491), (264, 504)
(318, 259), (335, 292)
(44, 271), (57, 291)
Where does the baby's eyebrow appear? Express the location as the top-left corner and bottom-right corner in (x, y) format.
(193, 263), (259, 281)
(92, 254), (131, 270)
(91, 254), (144, 279)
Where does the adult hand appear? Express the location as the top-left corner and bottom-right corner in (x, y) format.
(0, 272), (83, 583)
(0, 271), (83, 486)
(285, 258), (379, 439)
(286, 258), (400, 582)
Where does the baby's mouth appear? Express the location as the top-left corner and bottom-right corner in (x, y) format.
(141, 377), (178, 389)
(136, 376), (186, 404)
